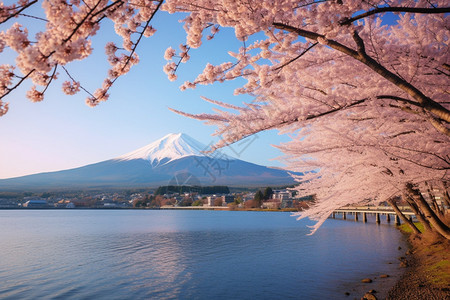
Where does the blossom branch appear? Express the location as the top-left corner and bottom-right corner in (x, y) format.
(340, 6), (450, 26)
(273, 22), (450, 130)
(274, 42), (318, 71)
(61, 66), (93, 97)
(0, 0), (38, 24)
(41, 64), (58, 94)
(0, 69), (35, 100)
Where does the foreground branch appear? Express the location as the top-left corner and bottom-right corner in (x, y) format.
(340, 6), (450, 26)
(406, 183), (450, 240)
(388, 197), (421, 234)
(272, 22), (450, 133)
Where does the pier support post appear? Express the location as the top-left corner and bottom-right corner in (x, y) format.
(394, 214), (401, 226)
(332, 212), (335, 219)
(343, 212), (346, 220)
(354, 212), (358, 221)
(363, 212), (367, 223)
(376, 213), (380, 224)
(386, 214), (391, 222)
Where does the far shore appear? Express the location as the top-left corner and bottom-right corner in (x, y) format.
(0, 206), (300, 212)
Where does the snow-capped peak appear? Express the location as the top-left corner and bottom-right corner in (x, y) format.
(116, 133), (212, 166)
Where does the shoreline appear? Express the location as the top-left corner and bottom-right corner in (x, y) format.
(356, 222), (450, 300)
(345, 235), (407, 300)
(339, 219), (450, 300)
(386, 228), (450, 300)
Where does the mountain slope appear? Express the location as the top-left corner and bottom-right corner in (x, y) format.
(0, 133), (296, 190)
(117, 133), (210, 166)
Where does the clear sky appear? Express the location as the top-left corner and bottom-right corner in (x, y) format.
(0, 10), (290, 179)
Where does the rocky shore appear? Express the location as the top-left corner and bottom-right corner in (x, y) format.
(386, 231), (450, 300)
(359, 227), (450, 300)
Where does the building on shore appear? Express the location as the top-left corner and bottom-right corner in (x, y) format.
(272, 190), (292, 201)
(23, 199), (49, 208)
(207, 194), (235, 207)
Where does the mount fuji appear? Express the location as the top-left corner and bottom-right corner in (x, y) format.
(0, 133), (296, 190)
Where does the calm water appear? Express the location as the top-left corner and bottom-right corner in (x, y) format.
(0, 210), (406, 299)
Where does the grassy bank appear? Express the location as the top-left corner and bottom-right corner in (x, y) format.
(386, 220), (450, 299)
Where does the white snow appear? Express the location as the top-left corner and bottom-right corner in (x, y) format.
(116, 133), (232, 166)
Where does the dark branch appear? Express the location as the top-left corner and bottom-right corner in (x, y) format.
(42, 65), (58, 94)
(376, 95), (420, 107)
(18, 13), (48, 22)
(0, 69), (35, 100)
(272, 22), (450, 130)
(0, 0), (38, 24)
(62, 66), (94, 97)
(274, 42), (318, 71)
(64, 0), (103, 43)
(340, 6), (450, 26)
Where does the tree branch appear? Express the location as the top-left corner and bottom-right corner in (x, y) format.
(376, 95), (420, 107)
(340, 6), (450, 26)
(272, 22), (450, 131)
(0, 69), (35, 100)
(0, 0), (38, 24)
(274, 42), (318, 71)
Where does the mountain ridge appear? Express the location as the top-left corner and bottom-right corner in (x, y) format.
(0, 133), (297, 190)
(116, 133), (216, 166)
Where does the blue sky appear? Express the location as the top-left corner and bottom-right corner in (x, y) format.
(0, 10), (290, 179)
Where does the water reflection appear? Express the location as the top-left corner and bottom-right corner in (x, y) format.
(0, 210), (406, 299)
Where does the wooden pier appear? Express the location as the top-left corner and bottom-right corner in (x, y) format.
(331, 206), (415, 225)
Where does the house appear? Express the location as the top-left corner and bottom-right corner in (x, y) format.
(223, 195), (235, 204)
(262, 200), (280, 209)
(23, 199), (49, 208)
(272, 190), (292, 201)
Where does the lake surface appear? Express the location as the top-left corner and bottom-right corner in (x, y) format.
(0, 210), (406, 299)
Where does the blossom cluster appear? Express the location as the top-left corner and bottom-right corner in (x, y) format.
(0, 0), (162, 108)
(163, 43), (191, 82)
(62, 80), (80, 95)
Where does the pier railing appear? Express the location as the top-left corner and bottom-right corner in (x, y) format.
(332, 206), (414, 225)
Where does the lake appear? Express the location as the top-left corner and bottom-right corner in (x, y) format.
(0, 210), (406, 299)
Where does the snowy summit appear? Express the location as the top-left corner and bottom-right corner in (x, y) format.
(0, 132), (296, 189)
(116, 133), (213, 166)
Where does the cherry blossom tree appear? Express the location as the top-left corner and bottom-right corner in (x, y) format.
(1, 1), (449, 235)
(164, 1), (449, 235)
(274, 106), (449, 237)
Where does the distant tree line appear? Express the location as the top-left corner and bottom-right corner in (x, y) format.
(155, 185), (230, 195)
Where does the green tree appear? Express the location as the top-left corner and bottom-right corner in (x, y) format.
(192, 200), (203, 206)
(263, 187), (273, 200)
(254, 191), (264, 208)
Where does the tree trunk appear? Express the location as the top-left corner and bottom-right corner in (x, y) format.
(443, 190), (450, 213)
(431, 198), (444, 218)
(406, 184), (450, 240)
(442, 182), (450, 210)
(403, 192), (433, 232)
(387, 198), (421, 234)
(425, 182), (445, 218)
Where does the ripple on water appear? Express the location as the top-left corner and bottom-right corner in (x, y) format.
(0, 210), (406, 299)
